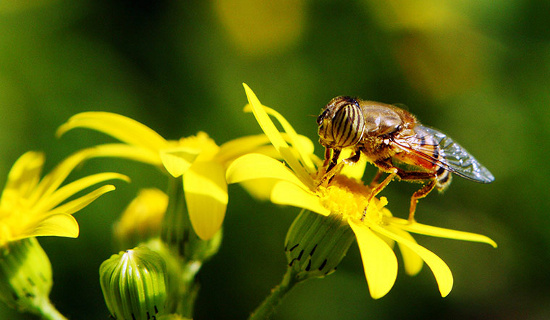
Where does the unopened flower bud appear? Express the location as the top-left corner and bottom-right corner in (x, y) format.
(99, 247), (168, 320)
(285, 210), (355, 281)
(0, 238), (53, 314)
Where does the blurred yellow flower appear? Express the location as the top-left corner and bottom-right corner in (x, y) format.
(57, 112), (302, 240)
(227, 84), (497, 299)
(214, 0), (305, 56)
(113, 188), (169, 249)
(0, 150), (128, 246)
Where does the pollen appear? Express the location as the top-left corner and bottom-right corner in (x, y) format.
(318, 175), (391, 223)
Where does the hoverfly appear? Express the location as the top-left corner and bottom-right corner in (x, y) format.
(317, 96), (494, 222)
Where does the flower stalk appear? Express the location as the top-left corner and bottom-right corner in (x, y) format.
(248, 267), (299, 320)
(160, 176), (221, 317)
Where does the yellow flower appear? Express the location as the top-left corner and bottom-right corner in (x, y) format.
(57, 112), (301, 240)
(0, 150), (128, 246)
(226, 84), (497, 299)
(113, 188), (169, 249)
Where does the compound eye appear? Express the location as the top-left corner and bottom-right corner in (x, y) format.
(317, 110), (327, 125)
(332, 103), (365, 147)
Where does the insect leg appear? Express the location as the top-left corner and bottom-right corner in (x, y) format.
(407, 179), (436, 222)
(343, 149), (361, 165)
(317, 148), (344, 187)
(326, 148), (341, 173)
(361, 170), (397, 221)
(369, 169), (385, 188)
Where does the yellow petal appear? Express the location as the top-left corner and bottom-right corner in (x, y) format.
(160, 147), (202, 177)
(24, 214), (79, 239)
(29, 149), (91, 204)
(271, 181), (329, 216)
(238, 178), (280, 201)
(57, 112), (169, 151)
(244, 103), (316, 172)
(0, 151), (44, 208)
(386, 225), (424, 276)
(88, 143), (163, 166)
(371, 223), (454, 297)
(338, 149), (368, 180)
(348, 218), (398, 299)
(390, 218), (497, 248)
(184, 161), (228, 240)
(226, 153), (307, 190)
(242, 84), (314, 189)
(50, 185), (117, 215)
(217, 134), (273, 163)
(34, 173), (129, 213)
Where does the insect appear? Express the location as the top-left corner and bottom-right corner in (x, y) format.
(317, 96), (494, 222)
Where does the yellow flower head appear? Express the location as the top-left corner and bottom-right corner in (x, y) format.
(113, 188), (169, 249)
(0, 150), (128, 246)
(57, 112), (297, 240)
(226, 84), (497, 299)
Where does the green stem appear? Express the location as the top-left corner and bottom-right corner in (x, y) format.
(36, 299), (68, 320)
(161, 176), (222, 318)
(249, 267), (299, 320)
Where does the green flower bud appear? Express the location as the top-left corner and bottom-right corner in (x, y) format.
(158, 314), (192, 320)
(285, 210), (355, 281)
(99, 247), (168, 320)
(0, 238), (53, 314)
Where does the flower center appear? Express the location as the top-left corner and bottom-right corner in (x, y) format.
(177, 131), (220, 161)
(317, 174), (391, 224)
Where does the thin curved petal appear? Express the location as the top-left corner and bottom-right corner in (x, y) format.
(34, 173), (129, 213)
(160, 146), (201, 178)
(244, 104), (316, 172)
(217, 133), (316, 165)
(371, 223), (454, 297)
(226, 153), (308, 190)
(243, 84), (314, 189)
(50, 185), (117, 215)
(217, 134), (273, 163)
(348, 218), (398, 299)
(57, 112), (169, 151)
(271, 181), (329, 216)
(30, 150), (91, 204)
(88, 144), (162, 166)
(23, 214), (80, 239)
(390, 218), (497, 248)
(0, 151), (44, 208)
(184, 161), (228, 240)
(385, 225), (424, 276)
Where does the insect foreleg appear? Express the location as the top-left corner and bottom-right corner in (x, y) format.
(326, 148), (341, 173)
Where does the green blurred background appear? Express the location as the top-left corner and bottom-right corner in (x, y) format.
(1, 0), (549, 319)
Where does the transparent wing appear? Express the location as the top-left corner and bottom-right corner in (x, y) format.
(393, 125), (495, 183)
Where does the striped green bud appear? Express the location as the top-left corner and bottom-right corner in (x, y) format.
(285, 210), (355, 281)
(0, 238), (53, 314)
(99, 247), (168, 320)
